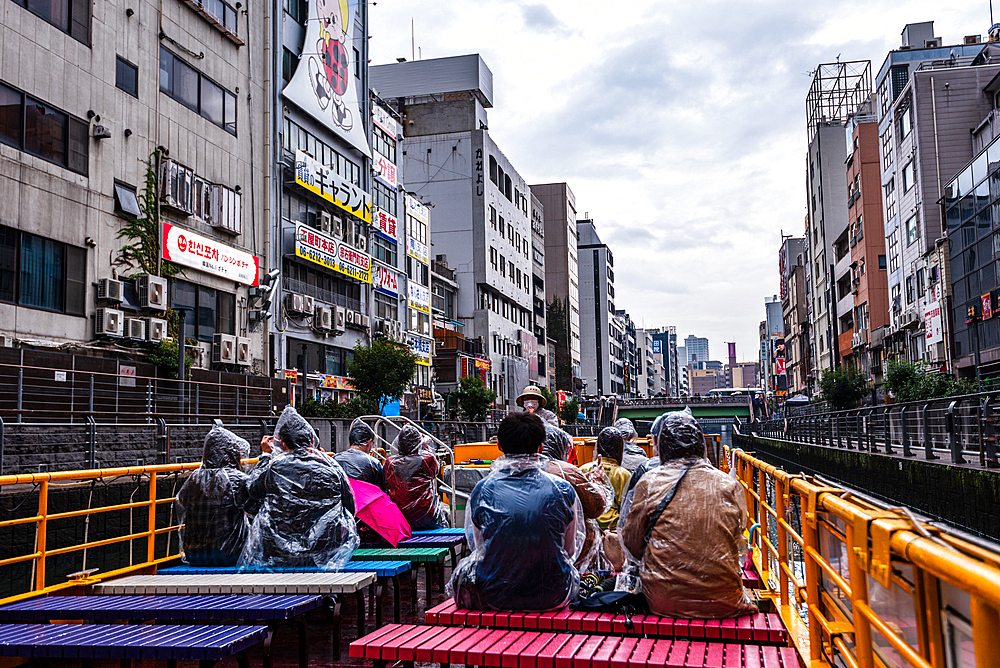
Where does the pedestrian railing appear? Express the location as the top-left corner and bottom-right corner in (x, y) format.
(726, 441), (1000, 668)
(750, 392), (1000, 468)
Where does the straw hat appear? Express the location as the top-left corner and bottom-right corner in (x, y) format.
(516, 385), (547, 408)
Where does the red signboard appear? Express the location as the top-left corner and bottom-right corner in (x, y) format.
(984, 293), (994, 320)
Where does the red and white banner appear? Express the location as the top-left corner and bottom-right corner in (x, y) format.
(374, 208), (398, 241)
(374, 263), (399, 297)
(163, 223), (259, 285)
(374, 151), (397, 190)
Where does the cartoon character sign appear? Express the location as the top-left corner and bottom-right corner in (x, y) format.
(282, 0), (370, 155)
(307, 0), (352, 130)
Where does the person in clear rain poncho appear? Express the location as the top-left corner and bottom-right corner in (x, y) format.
(580, 427), (631, 529)
(176, 425), (251, 566)
(334, 421), (386, 492)
(619, 408), (757, 618)
(238, 406), (359, 570)
(541, 424), (610, 571)
(614, 418), (648, 472)
(449, 412), (585, 611)
(384, 425), (447, 530)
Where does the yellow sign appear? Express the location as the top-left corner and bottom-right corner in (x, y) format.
(294, 150), (372, 224)
(294, 223), (372, 284)
(284, 370), (298, 381)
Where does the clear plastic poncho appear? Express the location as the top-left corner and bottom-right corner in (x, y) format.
(238, 406), (359, 570)
(618, 409), (756, 619)
(615, 418), (648, 472)
(448, 454), (585, 611)
(176, 426), (251, 566)
(333, 421), (386, 491)
(384, 425), (447, 530)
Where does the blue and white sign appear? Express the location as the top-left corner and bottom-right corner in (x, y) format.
(652, 340), (662, 355)
(407, 281), (430, 314)
(406, 237), (429, 263)
(408, 334), (431, 366)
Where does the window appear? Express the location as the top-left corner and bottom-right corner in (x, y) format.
(372, 181), (396, 216)
(0, 224), (85, 315)
(283, 259), (362, 309)
(498, 216), (505, 240)
(878, 255), (887, 270)
(409, 308), (430, 336)
(905, 214), (920, 245)
(372, 234), (397, 266)
(897, 105), (912, 139)
(405, 213), (426, 244)
(282, 48), (300, 84)
(0, 82), (88, 175)
(881, 128), (892, 171)
(916, 267), (925, 298)
(116, 57), (138, 97)
(902, 161), (915, 192)
(374, 291), (398, 320)
(372, 127), (396, 162)
(12, 0), (89, 43)
(160, 48), (237, 135)
(499, 254), (506, 277)
(282, 117), (360, 184)
(888, 231), (899, 272)
(405, 256), (428, 286)
(489, 155), (498, 185)
(490, 205), (497, 229)
(490, 247), (498, 270)
(171, 281), (234, 342)
(890, 65), (908, 101)
(884, 179), (896, 220)
(114, 182), (142, 217)
(905, 275), (914, 304)
(201, 0), (239, 34)
(283, 0), (306, 24)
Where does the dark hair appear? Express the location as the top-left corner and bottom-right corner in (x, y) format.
(498, 412), (546, 455)
(350, 422), (375, 446)
(596, 427), (624, 463)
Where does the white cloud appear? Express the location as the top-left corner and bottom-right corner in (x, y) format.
(370, 1), (987, 361)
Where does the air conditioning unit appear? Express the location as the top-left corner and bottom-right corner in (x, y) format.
(236, 337), (251, 365)
(126, 318), (146, 340)
(145, 317), (167, 343)
(334, 306), (346, 332)
(212, 333), (237, 364)
(320, 211), (332, 233)
(191, 342), (212, 370)
(360, 314), (370, 329)
(208, 184), (242, 235)
(393, 320), (404, 341)
(899, 310), (920, 328)
(331, 218), (343, 240)
(95, 308), (124, 337)
(345, 310), (355, 326)
(159, 159), (194, 215)
(0, 335), (12, 347)
(314, 306), (332, 332)
(285, 293), (314, 316)
(97, 278), (123, 303)
(136, 274), (168, 310)
(355, 235), (367, 252)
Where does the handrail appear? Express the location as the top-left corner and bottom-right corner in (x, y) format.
(726, 440), (1000, 668)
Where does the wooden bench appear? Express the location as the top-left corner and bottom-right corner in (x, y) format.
(0, 622), (268, 668)
(411, 528), (465, 536)
(0, 594), (320, 668)
(425, 600), (787, 643)
(93, 573), (375, 659)
(361, 534), (467, 568)
(351, 547), (450, 606)
(350, 623), (803, 668)
(157, 561), (412, 624)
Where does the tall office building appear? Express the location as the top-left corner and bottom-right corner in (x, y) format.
(780, 236), (810, 394)
(684, 336), (709, 364)
(578, 219), (622, 395)
(370, 55), (534, 408)
(531, 183), (582, 392)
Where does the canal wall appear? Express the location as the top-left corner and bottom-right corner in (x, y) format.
(735, 432), (1000, 542)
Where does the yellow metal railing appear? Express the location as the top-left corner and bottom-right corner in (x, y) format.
(727, 445), (1000, 668)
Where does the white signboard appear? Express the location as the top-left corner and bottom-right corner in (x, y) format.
(407, 237), (429, 263)
(408, 334), (431, 366)
(163, 223), (259, 285)
(295, 150), (371, 224)
(405, 194), (429, 223)
(408, 281), (430, 314)
(374, 263), (399, 297)
(281, 0), (370, 156)
(373, 105), (400, 138)
(924, 301), (944, 344)
(374, 208), (398, 241)
(374, 151), (397, 190)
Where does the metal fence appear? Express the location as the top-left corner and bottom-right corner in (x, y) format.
(748, 391), (1000, 468)
(417, 420), (600, 445)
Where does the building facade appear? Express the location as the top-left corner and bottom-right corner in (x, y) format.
(683, 336), (709, 364)
(577, 218), (621, 396)
(529, 191), (548, 387)
(780, 235), (810, 394)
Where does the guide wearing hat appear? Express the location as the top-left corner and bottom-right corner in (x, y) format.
(516, 385), (547, 414)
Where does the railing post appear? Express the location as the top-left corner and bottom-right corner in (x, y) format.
(88, 373), (94, 414)
(868, 410), (876, 451)
(801, 486), (824, 665)
(774, 476), (789, 606)
(156, 418), (169, 465)
(757, 469), (770, 587)
(147, 472), (157, 562)
(947, 400), (966, 464)
(922, 403), (937, 460)
(86, 415), (96, 469)
(883, 407), (893, 454)
(17, 366), (23, 423)
(984, 397), (998, 468)
(971, 597), (1000, 668)
(901, 405), (912, 457)
(855, 413), (863, 450)
(35, 480), (48, 590)
(0, 415), (5, 476)
(845, 514), (875, 668)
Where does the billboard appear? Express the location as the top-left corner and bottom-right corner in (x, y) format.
(294, 223), (371, 283)
(924, 301), (943, 344)
(281, 0), (370, 156)
(162, 223), (258, 285)
(294, 150), (371, 224)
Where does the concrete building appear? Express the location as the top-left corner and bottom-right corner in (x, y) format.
(684, 336), (709, 364)
(529, 190), (548, 387)
(0, 0), (269, 373)
(649, 326), (680, 395)
(616, 310), (638, 397)
(370, 54), (533, 408)
(689, 367), (723, 396)
(637, 328), (665, 396)
(875, 23), (999, 369)
(780, 235), (810, 394)
(531, 182), (582, 392)
(837, 107), (890, 385)
(578, 218), (622, 396)
(760, 296), (785, 395)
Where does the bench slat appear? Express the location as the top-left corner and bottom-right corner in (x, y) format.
(0, 595), (322, 622)
(94, 573), (374, 596)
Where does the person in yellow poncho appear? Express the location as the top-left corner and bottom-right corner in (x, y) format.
(580, 427), (631, 529)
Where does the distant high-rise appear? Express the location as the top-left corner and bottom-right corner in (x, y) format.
(684, 336), (709, 364)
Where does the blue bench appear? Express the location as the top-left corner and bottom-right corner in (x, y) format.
(0, 622), (267, 668)
(158, 561), (412, 624)
(0, 594), (320, 668)
(411, 528), (464, 536)
(361, 534), (467, 569)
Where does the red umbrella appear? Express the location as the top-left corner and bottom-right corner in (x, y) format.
(348, 478), (411, 547)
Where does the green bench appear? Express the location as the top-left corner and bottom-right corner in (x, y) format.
(350, 548), (450, 606)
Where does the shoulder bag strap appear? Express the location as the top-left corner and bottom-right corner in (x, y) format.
(642, 465), (694, 550)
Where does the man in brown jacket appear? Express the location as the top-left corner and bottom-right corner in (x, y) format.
(542, 425), (609, 570)
(620, 409), (757, 619)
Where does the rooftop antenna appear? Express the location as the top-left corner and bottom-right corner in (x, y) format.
(411, 18), (415, 62)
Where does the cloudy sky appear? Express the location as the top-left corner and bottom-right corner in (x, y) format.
(370, 1), (988, 363)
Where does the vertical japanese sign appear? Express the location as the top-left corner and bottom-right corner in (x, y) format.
(983, 293), (994, 320)
(474, 147), (484, 197)
(924, 302), (943, 344)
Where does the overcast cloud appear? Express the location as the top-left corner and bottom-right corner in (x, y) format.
(370, 1), (988, 363)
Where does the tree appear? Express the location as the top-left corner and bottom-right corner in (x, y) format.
(559, 397), (580, 424)
(114, 153), (181, 279)
(547, 297), (572, 391)
(452, 375), (497, 421)
(883, 361), (977, 402)
(818, 367), (869, 410)
(298, 396), (367, 419)
(537, 386), (557, 411)
(347, 339), (419, 415)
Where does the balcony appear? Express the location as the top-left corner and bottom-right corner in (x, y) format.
(432, 261), (456, 282)
(434, 328), (484, 355)
(283, 277), (361, 312)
